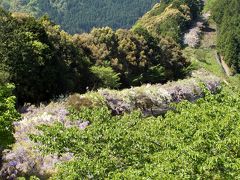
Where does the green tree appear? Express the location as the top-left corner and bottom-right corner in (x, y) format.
(211, 0), (240, 73)
(74, 27), (189, 87)
(132, 0), (203, 43)
(0, 9), (91, 103)
(0, 0), (159, 34)
(0, 84), (20, 150)
(31, 87), (240, 179)
(90, 66), (120, 89)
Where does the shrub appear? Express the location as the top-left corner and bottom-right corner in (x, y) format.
(0, 84), (20, 150)
(29, 87), (240, 179)
(90, 66), (121, 89)
(0, 69), (9, 85)
(67, 92), (106, 111)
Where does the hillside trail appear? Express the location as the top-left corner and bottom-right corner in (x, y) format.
(202, 14), (233, 77)
(184, 9), (233, 77)
(183, 12), (209, 48)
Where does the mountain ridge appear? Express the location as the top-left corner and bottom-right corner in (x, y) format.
(0, 0), (159, 34)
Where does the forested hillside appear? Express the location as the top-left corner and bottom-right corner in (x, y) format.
(133, 0), (203, 43)
(0, 0), (158, 34)
(210, 0), (240, 73)
(1, 0), (240, 179)
(0, 7), (189, 104)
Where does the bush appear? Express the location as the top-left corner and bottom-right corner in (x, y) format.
(0, 84), (20, 150)
(67, 92), (106, 111)
(90, 66), (120, 89)
(30, 87), (240, 179)
(0, 69), (9, 85)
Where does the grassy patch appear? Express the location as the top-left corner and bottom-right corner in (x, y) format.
(183, 47), (224, 77)
(203, 0), (218, 12)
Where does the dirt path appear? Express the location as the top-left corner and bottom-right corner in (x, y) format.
(205, 22), (233, 76)
(183, 1), (211, 48)
(183, 16), (206, 48)
(220, 56), (233, 76)
(185, 9), (233, 77)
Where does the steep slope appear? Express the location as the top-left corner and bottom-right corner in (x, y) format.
(0, 69), (221, 179)
(183, 0), (240, 87)
(0, 7), (190, 103)
(210, 0), (240, 74)
(0, 0), (159, 34)
(2, 1), (240, 179)
(132, 0), (203, 43)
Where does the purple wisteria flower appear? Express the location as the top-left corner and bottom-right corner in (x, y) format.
(0, 102), (81, 179)
(78, 121), (90, 130)
(8, 161), (17, 167)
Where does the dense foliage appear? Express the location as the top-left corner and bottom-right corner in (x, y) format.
(90, 66), (120, 89)
(27, 87), (240, 179)
(0, 9), (90, 103)
(132, 0), (203, 43)
(0, 84), (20, 150)
(0, 0), (158, 34)
(210, 0), (240, 73)
(74, 27), (189, 87)
(1, 1), (240, 179)
(0, 73), (221, 179)
(0, 8), (190, 103)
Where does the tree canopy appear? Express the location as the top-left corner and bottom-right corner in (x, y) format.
(0, 8), (190, 103)
(211, 0), (240, 73)
(132, 0), (203, 43)
(0, 0), (159, 34)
